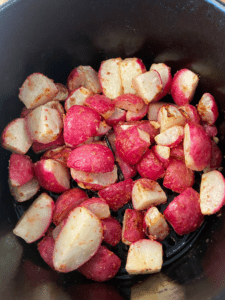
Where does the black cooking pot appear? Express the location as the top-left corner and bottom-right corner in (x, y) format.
(1, 0), (225, 299)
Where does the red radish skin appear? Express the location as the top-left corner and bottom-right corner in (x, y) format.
(32, 131), (65, 154)
(53, 83), (68, 101)
(13, 193), (55, 243)
(53, 188), (88, 226)
(126, 104), (149, 122)
(98, 178), (133, 211)
(197, 93), (219, 125)
(42, 145), (72, 167)
(122, 209), (145, 245)
(183, 123), (212, 171)
(179, 104), (201, 124)
(101, 217), (122, 246)
(79, 197), (110, 219)
(164, 188), (204, 235)
(63, 105), (101, 147)
(113, 94), (145, 113)
(203, 141), (222, 173)
(171, 69), (199, 106)
(115, 151), (137, 180)
(9, 178), (40, 202)
(163, 159), (194, 193)
(67, 144), (114, 173)
(64, 87), (93, 111)
(9, 154), (34, 186)
(1, 118), (33, 154)
(158, 104), (186, 132)
(203, 123), (218, 137)
(34, 159), (70, 193)
(106, 107), (126, 127)
(155, 125), (184, 148)
(170, 143), (185, 161)
(148, 102), (167, 121)
(85, 94), (115, 119)
(136, 149), (165, 181)
(78, 246), (121, 282)
(38, 236), (55, 269)
(200, 171), (225, 215)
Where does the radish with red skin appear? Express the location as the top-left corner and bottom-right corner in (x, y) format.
(171, 69), (199, 106)
(53, 188), (88, 226)
(53, 207), (103, 273)
(85, 94), (115, 119)
(98, 178), (133, 211)
(42, 145), (72, 167)
(148, 102), (167, 121)
(203, 141), (222, 173)
(38, 236), (55, 269)
(99, 58), (123, 99)
(143, 207), (170, 242)
(70, 165), (118, 191)
(101, 217), (122, 246)
(132, 70), (163, 104)
(122, 209), (145, 246)
(64, 87), (93, 111)
(9, 153), (34, 186)
(155, 125), (184, 148)
(67, 67), (85, 92)
(25, 106), (63, 144)
(106, 107), (126, 127)
(158, 104), (186, 132)
(113, 93), (145, 113)
(34, 159), (70, 193)
(1, 118), (33, 154)
(95, 121), (112, 136)
(53, 83), (68, 101)
(78, 245), (121, 282)
(115, 126), (150, 165)
(132, 178), (167, 211)
(163, 159), (194, 193)
(125, 239), (163, 275)
(9, 178), (40, 202)
(63, 105), (101, 147)
(197, 93), (219, 125)
(19, 73), (58, 109)
(13, 193), (55, 243)
(119, 57), (146, 94)
(79, 197), (110, 219)
(170, 143), (185, 160)
(183, 122), (212, 171)
(179, 104), (201, 124)
(67, 144), (114, 173)
(200, 170), (225, 215)
(150, 63), (172, 101)
(115, 151), (137, 180)
(152, 145), (170, 165)
(126, 104), (149, 122)
(136, 149), (165, 181)
(203, 123), (218, 137)
(52, 220), (66, 240)
(164, 188), (204, 235)
(32, 131), (65, 154)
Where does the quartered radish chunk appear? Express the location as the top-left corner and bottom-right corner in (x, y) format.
(9, 178), (40, 202)
(197, 93), (219, 125)
(155, 125), (184, 148)
(42, 145), (72, 167)
(148, 102), (167, 121)
(122, 209), (145, 245)
(65, 87), (93, 111)
(85, 94), (115, 119)
(158, 104), (186, 132)
(79, 197), (110, 219)
(32, 132), (65, 154)
(126, 104), (149, 122)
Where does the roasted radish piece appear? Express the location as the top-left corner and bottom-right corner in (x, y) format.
(85, 94), (115, 119)
(38, 236), (55, 269)
(9, 153), (34, 186)
(150, 63), (172, 101)
(67, 67), (85, 92)
(171, 69), (199, 106)
(95, 121), (112, 137)
(67, 144), (114, 173)
(136, 149), (165, 181)
(53, 207), (103, 272)
(101, 217), (122, 246)
(70, 165), (118, 191)
(163, 159), (194, 193)
(99, 58), (123, 99)
(64, 87), (93, 111)
(148, 102), (167, 121)
(53, 83), (68, 101)
(34, 159), (70, 193)
(98, 178), (133, 211)
(155, 125), (184, 148)
(164, 188), (204, 235)
(13, 193), (55, 243)
(183, 123), (212, 171)
(32, 131), (65, 154)
(106, 107), (126, 127)
(79, 197), (110, 219)
(115, 126), (150, 165)
(132, 70), (163, 104)
(19, 73), (58, 109)
(143, 207), (170, 241)
(179, 104), (201, 124)
(63, 105), (101, 147)
(113, 94), (145, 113)
(1, 118), (33, 154)
(197, 93), (219, 125)
(200, 171), (225, 215)
(78, 246), (121, 282)
(126, 104), (149, 122)
(203, 123), (218, 137)
(152, 145), (170, 165)
(132, 178), (167, 211)
(44, 100), (64, 117)
(122, 209), (145, 245)
(42, 145), (72, 167)
(115, 151), (137, 180)
(9, 178), (40, 202)
(125, 239), (163, 275)
(53, 188), (88, 226)
(119, 57), (146, 94)
(25, 106), (63, 144)
(203, 141), (222, 173)
(158, 104), (186, 132)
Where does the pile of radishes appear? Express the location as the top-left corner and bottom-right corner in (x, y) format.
(2, 57), (225, 281)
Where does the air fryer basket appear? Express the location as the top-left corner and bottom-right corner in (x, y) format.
(1, 0), (225, 299)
